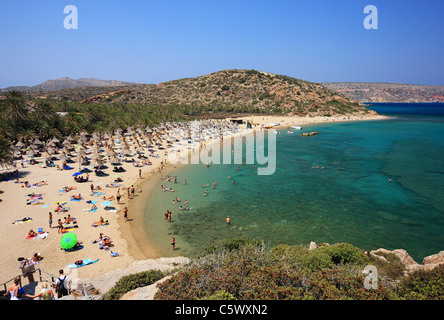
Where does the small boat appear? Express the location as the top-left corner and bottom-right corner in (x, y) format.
(300, 131), (318, 136)
(272, 130), (279, 134)
(291, 126), (302, 130)
(287, 131), (294, 134)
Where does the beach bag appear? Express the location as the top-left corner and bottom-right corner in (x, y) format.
(17, 287), (25, 298)
(57, 276), (66, 291)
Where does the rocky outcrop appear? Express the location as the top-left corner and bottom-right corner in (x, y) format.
(370, 248), (420, 274)
(370, 248), (444, 274)
(422, 251), (444, 271)
(72, 256), (190, 299)
(308, 241), (318, 250)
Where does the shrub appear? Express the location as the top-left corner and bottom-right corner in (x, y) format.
(200, 290), (237, 300)
(101, 269), (165, 300)
(398, 264), (444, 300)
(322, 243), (370, 266)
(197, 237), (262, 257)
(367, 251), (406, 280)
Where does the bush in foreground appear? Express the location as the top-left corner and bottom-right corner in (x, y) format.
(154, 239), (396, 300)
(101, 269), (165, 300)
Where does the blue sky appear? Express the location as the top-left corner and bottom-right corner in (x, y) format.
(0, 0), (443, 87)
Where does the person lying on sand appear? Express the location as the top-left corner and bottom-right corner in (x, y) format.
(92, 216), (109, 227)
(70, 194), (82, 200)
(32, 252), (43, 263)
(102, 195), (115, 201)
(92, 233), (113, 249)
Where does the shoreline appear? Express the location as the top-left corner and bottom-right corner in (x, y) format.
(122, 113), (390, 261)
(0, 113), (390, 284)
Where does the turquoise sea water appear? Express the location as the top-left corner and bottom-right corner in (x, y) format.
(143, 104), (444, 262)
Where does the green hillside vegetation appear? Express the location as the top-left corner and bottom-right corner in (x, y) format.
(101, 69), (372, 116)
(101, 238), (444, 300)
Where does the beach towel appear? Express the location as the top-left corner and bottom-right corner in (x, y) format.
(27, 200), (44, 205)
(90, 192), (105, 196)
(28, 196), (43, 200)
(63, 244), (83, 252)
(68, 258), (98, 269)
(26, 232), (48, 240)
(12, 217), (32, 224)
(58, 187), (77, 193)
(70, 198), (83, 201)
(42, 204), (49, 208)
(92, 222), (109, 227)
(83, 206), (98, 213)
(62, 223), (78, 230)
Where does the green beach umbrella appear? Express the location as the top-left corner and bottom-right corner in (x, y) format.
(60, 232), (77, 250)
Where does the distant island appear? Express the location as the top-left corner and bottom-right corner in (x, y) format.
(0, 77), (140, 93)
(321, 82), (444, 103)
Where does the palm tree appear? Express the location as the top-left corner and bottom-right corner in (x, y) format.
(0, 136), (13, 168)
(32, 101), (56, 122)
(0, 90), (29, 140)
(0, 119), (14, 140)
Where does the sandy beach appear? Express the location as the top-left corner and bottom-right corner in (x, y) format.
(0, 113), (388, 286)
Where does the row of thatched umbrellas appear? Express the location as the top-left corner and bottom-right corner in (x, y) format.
(12, 119), (242, 167)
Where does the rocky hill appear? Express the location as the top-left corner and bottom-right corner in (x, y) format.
(1, 70), (378, 116)
(322, 82), (444, 103)
(80, 69), (373, 116)
(1, 77), (140, 92)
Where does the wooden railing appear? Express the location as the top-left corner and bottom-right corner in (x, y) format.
(1, 266), (57, 292)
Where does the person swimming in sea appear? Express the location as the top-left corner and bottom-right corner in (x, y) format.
(226, 216), (231, 224)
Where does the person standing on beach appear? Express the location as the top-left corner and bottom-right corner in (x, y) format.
(171, 236), (176, 251)
(139, 168), (142, 178)
(123, 207), (128, 222)
(116, 191), (121, 204)
(57, 219), (63, 234)
(48, 212), (53, 229)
